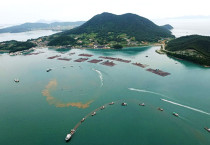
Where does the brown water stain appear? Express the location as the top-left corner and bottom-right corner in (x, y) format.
(42, 79), (93, 108)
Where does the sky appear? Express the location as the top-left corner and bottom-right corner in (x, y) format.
(1, 0), (210, 25)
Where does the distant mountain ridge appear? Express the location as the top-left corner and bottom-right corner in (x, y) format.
(0, 21), (85, 33)
(62, 12), (174, 42)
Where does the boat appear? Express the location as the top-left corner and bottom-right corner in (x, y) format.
(65, 129), (75, 141)
(139, 103), (145, 106)
(100, 106), (105, 110)
(158, 107), (163, 111)
(109, 102), (114, 105)
(173, 112), (179, 117)
(204, 127), (210, 132)
(81, 118), (85, 122)
(46, 68), (52, 72)
(91, 112), (96, 116)
(14, 78), (20, 83)
(121, 103), (127, 106)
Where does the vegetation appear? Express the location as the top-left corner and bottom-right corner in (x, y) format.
(113, 44), (123, 49)
(0, 40), (36, 52)
(161, 24), (173, 30)
(48, 35), (76, 46)
(165, 35), (210, 66)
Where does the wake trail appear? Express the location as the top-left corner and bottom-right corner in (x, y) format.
(92, 68), (103, 87)
(128, 88), (171, 99)
(161, 98), (210, 116)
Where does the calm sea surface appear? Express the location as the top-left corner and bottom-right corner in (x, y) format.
(0, 46), (210, 145)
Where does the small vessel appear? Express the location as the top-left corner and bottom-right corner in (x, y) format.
(100, 106), (105, 110)
(46, 68), (52, 72)
(204, 127), (210, 132)
(91, 112), (96, 116)
(109, 102), (114, 105)
(173, 112), (179, 117)
(65, 129), (75, 141)
(81, 118), (85, 122)
(14, 78), (20, 83)
(139, 103), (145, 106)
(121, 103), (127, 106)
(158, 107), (163, 111)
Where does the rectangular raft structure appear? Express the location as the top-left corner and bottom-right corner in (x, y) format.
(146, 68), (170, 77)
(26, 52), (44, 56)
(88, 59), (103, 63)
(79, 53), (93, 57)
(101, 60), (116, 67)
(68, 52), (75, 56)
(47, 55), (61, 59)
(74, 58), (89, 62)
(132, 62), (149, 68)
(99, 56), (131, 63)
(57, 57), (71, 61)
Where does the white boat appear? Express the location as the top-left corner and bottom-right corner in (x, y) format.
(121, 103), (127, 106)
(65, 134), (71, 141)
(158, 107), (163, 111)
(204, 127), (210, 132)
(139, 103), (145, 106)
(81, 118), (85, 122)
(109, 102), (114, 105)
(46, 68), (52, 72)
(91, 112), (96, 116)
(173, 112), (179, 117)
(100, 106), (105, 110)
(14, 79), (20, 83)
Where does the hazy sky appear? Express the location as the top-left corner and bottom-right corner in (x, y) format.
(1, 0), (210, 24)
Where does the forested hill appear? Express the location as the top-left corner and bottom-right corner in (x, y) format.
(61, 12), (174, 42)
(165, 35), (210, 66)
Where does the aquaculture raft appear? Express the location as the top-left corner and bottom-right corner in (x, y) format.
(57, 58), (71, 61)
(74, 58), (89, 62)
(146, 68), (170, 77)
(99, 56), (131, 63)
(101, 61), (116, 67)
(79, 53), (93, 57)
(47, 55), (61, 59)
(88, 59), (103, 63)
(132, 62), (149, 68)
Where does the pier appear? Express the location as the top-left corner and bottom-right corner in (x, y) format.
(146, 68), (170, 77)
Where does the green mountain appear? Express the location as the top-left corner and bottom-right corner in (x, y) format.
(64, 12), (173, 41)
(47, 12), (174, 47)
(165, 35), (210, 66)
(0, 21), (85, 33)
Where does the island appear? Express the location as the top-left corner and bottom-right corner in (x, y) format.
(0, 12), (174, 54)
(158, 35), (210, 67)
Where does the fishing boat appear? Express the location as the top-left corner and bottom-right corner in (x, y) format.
(204, 127), (210, 132)
(14, 78), (20, 83)
(100, 106), (105, 110)
(121, 103), (127, 106)
(109, 102), (114, 105)
(158, 107), (163, 111)
(46, 68), (52, 72)
(173, 112), (179, 117)
(65, 129), (75, 141)
(91, 112), (96, 116)
(81, 118), (85, 122)
(139, 103), (145, 106)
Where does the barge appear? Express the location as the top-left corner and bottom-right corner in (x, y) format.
(146, 68), (170, 77)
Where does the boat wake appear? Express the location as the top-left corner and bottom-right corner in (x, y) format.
(128, 88), (171, 98)
(161, 98), (210, 116)
(92, 68), (103, 87)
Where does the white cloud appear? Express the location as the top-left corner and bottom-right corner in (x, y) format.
(0, 0), (210, 24)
